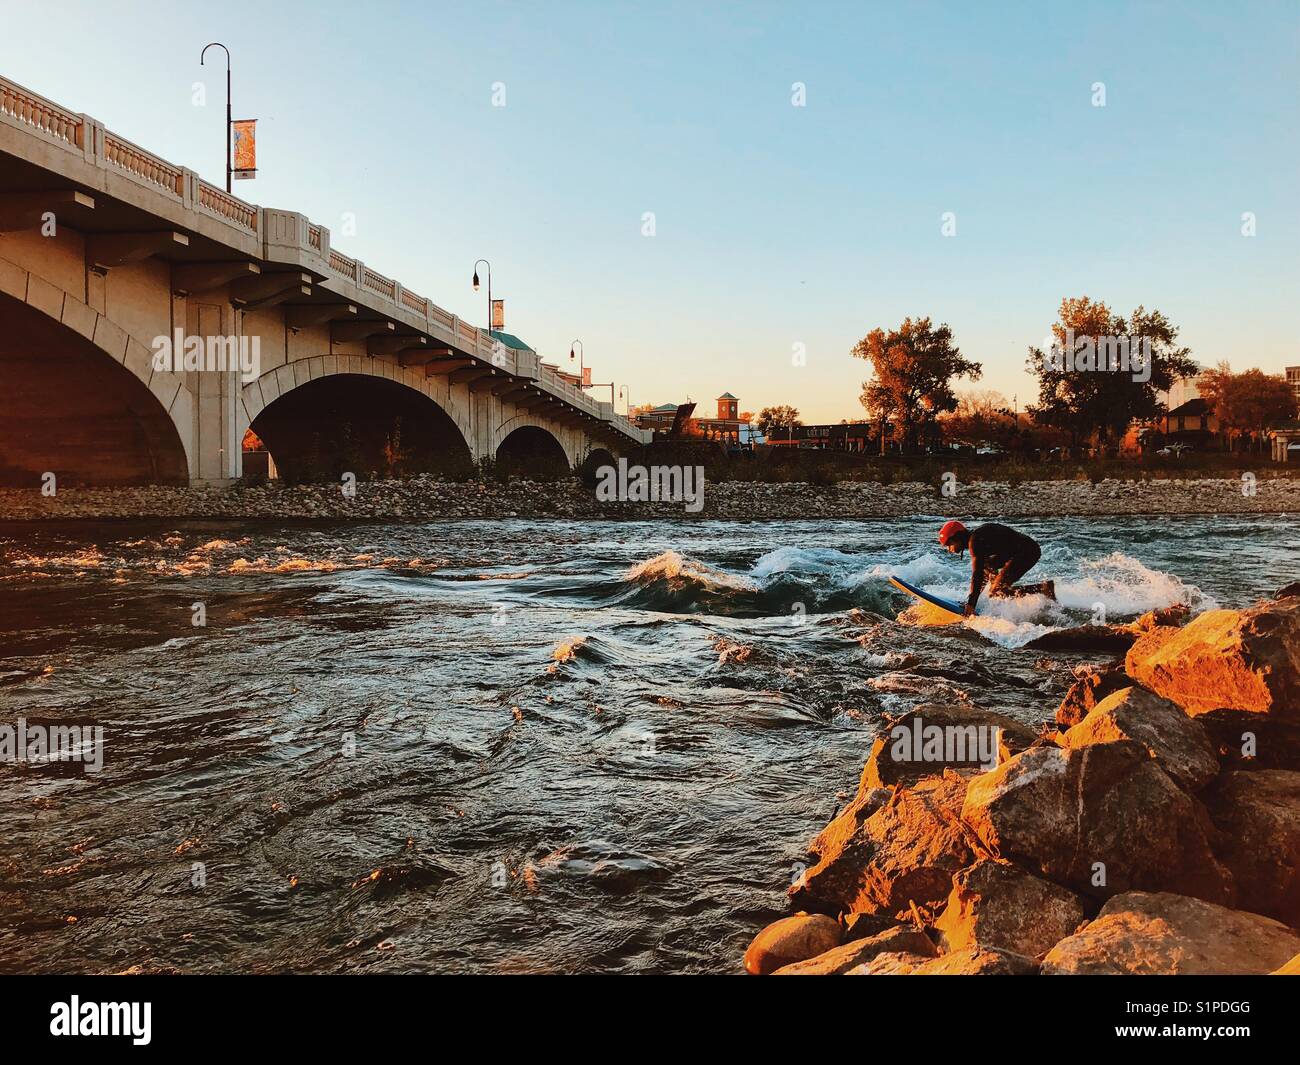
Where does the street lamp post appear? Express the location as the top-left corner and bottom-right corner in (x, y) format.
(199, 43), (232, 193)
(618, 386), (632, 415)
(569, 339), (584, 380)
(471, 259), (492, 335)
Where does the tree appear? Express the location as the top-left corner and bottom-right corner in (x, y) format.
(1199, 363), (1298, 451)
(853, 317), (981, 454)
(755, 405), (802, 440)
(939, 389), (1017, 447)
(1026, 297), (1198, 448)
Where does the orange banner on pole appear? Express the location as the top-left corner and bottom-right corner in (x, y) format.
(232, 119), (257, 179)
(491, 299), (505, 329)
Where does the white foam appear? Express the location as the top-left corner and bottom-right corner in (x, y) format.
(1053, 551), (1213, 617)
(627, 550), (757, 593)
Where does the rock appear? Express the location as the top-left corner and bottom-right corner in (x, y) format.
(771, 925), (936, 975)
(743, 913), (842, 975)
(1196, 709), (1300, 772)
(861, 704), (1038, 789)
(1125, 598), (1300, 720)
(1272, 952), (1300, 974)
(1025, 625), (1138, 653)
(850, 947), (1038, 975)
(842, 911), (906, 941)
(1130, 603), (1192, 632)
(1055, 663), (1131, 728)
(1041, 891), (1300, 975)
(961, 740), (1234, 905)
(1205, 770), (1300, 926)
(1276, 582), (1300, 600)
(933, 859), (1085, 957)
(1059, 685), (1219, 792)
(791, 771), (976, 918)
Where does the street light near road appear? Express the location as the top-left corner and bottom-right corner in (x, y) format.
(569, 339), (584, 379)
(199, 43), (232, 193)
(471, 259), (492, 334)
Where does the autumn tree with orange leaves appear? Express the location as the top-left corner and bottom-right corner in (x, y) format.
(1199, 363), (1298, 452)
(853, 317), (981, 454)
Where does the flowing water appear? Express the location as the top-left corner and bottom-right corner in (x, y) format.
(0, 514), (1295, 974)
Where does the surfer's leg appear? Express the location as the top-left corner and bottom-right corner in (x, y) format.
(990, 547), (1041, 598)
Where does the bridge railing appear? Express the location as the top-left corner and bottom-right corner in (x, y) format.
(0, 77), (82, 147)
(0, 71), (650, 442)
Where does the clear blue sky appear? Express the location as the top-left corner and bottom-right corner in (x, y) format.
(6, 1), (1298, 421)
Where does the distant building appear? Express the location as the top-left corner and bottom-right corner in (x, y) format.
(1158, 397), (1217, 442)
(1288, 366), (1300, 402)
(693, 393), (745, 443)
(767, 422), (873, 451)
(633, 403), (683, 431)
(1158, 372), (1208, 410)
(633, 393), (747, 443)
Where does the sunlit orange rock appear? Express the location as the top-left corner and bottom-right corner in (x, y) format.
(1059, 685), (1219, 792)
(961, 740), (1234, 905)
(933, 858), (1084, 958)
(849, 946), (1037, 975)
(1125, 598), (1300, 720)
(1041, 892), (1300, 975)
(743, 913), (842, 975)
(790, 771), (973, 917)
(771, 924), (935, 975)
(1205, 770), (1300, 927)
(1055, 663), (1134, 728)
(1272, 952), (1300, 974)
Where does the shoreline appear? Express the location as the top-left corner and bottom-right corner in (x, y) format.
(1, 476), (1297, 523)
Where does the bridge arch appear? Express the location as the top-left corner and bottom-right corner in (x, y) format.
(243, 359), (472, 482)
(494, 422), (571, 476)
(0, 269), (190, 486)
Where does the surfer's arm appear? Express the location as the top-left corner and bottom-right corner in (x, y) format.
(967, 553), (986, 612)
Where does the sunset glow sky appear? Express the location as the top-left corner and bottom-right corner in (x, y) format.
(6, 0), (1298, 421)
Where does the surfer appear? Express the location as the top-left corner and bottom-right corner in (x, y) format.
(937, 520), (1056, 616)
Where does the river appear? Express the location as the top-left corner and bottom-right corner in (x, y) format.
(1, 514), (1295, 973)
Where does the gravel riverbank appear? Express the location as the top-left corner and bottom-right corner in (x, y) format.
(0, 476), (1296, 523)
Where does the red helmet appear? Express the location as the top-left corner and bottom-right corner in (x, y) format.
(938, 520), (967, 546)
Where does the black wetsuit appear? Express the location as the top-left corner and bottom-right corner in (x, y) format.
(965, 523), (1046, 611)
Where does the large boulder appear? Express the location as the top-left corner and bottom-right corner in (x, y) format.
(1125, 598), (1300, 720)
(790, 771), (976, 918)
(961, 739), (1234, 905)
(743, 913), (842, 975)
(861, 704), (1038, 789)
(850, 947), (1038, 975)
(1055, 664), (1132, 728)
(1059, 686), (1219, 792)
(1205, 770), (1300, 927)
(933, 858), (1085, 958)
(1196, 709), (1300, 772)
(1042, 891), (1300, 975)
(771, 925), (936, 975)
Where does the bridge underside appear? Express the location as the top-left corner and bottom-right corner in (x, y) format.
(496, 425), (571, 476)
(250, 374), (472, 482)
(0, 293), (188, 486)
